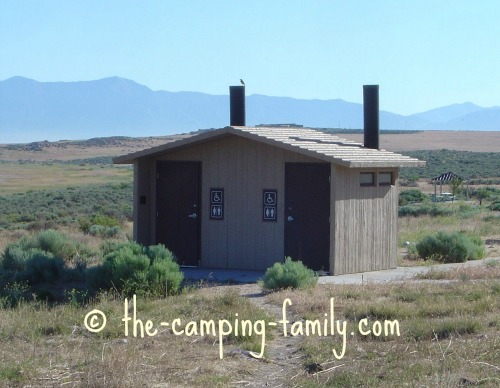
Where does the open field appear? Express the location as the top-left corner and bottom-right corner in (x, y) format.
(1, 131), (499, 163)
(0, 163), (132, 194)
(340, 130), (500, 152)
(0, 268), (498, 387)
(0, 135), (186, 162)
(0, 131), (499, 386)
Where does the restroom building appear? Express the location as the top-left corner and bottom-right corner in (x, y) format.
(113, 85), (425, 275)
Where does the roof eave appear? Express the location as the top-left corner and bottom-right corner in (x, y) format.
(348, 160), (426, 168)
(112, 127), (232, 164)
(112, 126), (427, 169)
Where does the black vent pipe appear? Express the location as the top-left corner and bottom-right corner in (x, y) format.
(363, 85), (379, 150)
(229, 85), (245, 126)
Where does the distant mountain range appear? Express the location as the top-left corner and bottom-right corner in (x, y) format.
(1, 76), (499, 143)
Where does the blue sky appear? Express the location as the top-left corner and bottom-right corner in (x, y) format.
(1, 0), (499, 115)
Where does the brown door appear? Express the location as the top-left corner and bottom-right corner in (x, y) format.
(285, 163), (330, 272)
(156, 161), (200, 267)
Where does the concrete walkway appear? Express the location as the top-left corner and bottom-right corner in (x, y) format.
(182, 257), (500, 285)
(319, 257), (499, 284)
(182, 268), (265, 283)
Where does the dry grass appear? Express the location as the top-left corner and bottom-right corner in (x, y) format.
(1, 131), (499, 386)
(1, 239), (499, 386)
(416, 260), (500, 280)
(397, 206), (500, 266)
(265, 278), (500, 387)
(0, 288), (276, 387)
(0, 163), (132, 194)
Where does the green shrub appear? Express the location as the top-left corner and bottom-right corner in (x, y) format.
(23, 251), (64, 284)
(399, 150), (500, 180)
(87, 224), (121, 237)
(0, 230), (95, 290)
(2, 245), (41, 272)
(490, 201), (500, 211)
(1, 248), (64, 285)
(86, 242), (183, 297)
(399, 189), (428, 206)
(262, 257), (318, 291)
(79, 213), (121, 233)
(1, 229), (91, 267)
(416, 231), (485, 263)
(37, 229), (79, 260)
(0, 183), (132, 230)
(399, 204), (453, 217)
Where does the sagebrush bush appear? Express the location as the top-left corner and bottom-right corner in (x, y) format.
(79, 213), (121, 234)
(2, 229), (92, 266)
(87, 224), (121, 237)
(399, 204), (453, 217)
(0, 183), (132, 230)
(262, 257), (317, 291)
(399, 189), (428, 206)
(416, 231), (485, 263)
(37, 229), (79, 260)
(399, 149), (500, 180)
(23, 251), (65, 284)
(86, 242), (183, 297)
(2, 245), (40, 272)
(0, 230), (94, 289)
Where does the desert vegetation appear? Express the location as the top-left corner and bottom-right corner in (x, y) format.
(266, 278), (500, 387)
(261, 257), (318, 291)
(0, 183), (132, 230)
(399, 149), (500, 180)
(0, 139), (499, 386)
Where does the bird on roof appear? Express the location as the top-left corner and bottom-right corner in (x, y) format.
(240, 79), (245, 86)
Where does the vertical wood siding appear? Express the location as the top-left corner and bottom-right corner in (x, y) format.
(134, 159), (154, 245)
(332, 166), (398, 274)
(148, 134), (322, 270)
(133, 134), (400, 273)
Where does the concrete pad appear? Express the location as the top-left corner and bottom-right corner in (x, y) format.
(319, 257), (500, 285)
(182, 267), (265, 283)
(182, 257), (500, 285)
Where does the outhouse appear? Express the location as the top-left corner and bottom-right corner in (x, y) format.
(113, 85), (425, 275)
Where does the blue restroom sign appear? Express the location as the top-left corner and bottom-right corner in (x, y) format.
(263, 190), (277, 221)
(210, 188), (224, 220)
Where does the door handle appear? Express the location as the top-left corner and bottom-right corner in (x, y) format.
(287, 216), (295, 222)
(188, 213), (197, 219)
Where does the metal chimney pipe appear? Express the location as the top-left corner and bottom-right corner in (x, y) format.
(229, 85), (246, 126)
(363, 85), (379, 150)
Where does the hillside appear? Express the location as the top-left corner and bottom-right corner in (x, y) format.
(1, 77), (499, 143)
(1, 130), (499, 164)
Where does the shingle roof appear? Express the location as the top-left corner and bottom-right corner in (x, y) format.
(113, 126), (425, 168)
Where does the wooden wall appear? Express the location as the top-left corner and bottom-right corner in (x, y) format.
(133, 134), (401, 274)
(133, 159), (153, 245)
(134, 134), (322, 270)
(331, 165), (399, 274)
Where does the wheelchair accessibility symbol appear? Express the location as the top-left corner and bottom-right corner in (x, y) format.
(264, 191), (276, 206)
(211, 190), (223, 203)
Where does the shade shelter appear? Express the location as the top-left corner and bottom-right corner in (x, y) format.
(431, 171), (466, 201)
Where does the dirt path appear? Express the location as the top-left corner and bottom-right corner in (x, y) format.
(220, 283), (308, 387)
